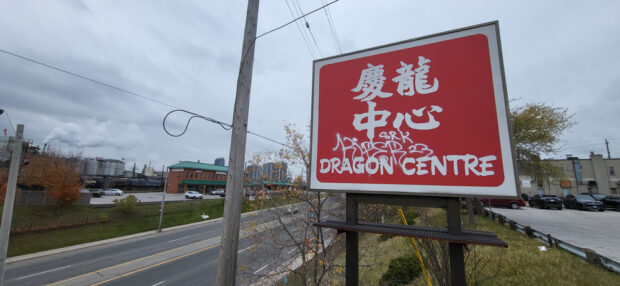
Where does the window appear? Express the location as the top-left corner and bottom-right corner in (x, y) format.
(610, 166), (616, 176)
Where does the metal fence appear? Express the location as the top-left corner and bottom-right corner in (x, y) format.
(486, 209), (620, 273)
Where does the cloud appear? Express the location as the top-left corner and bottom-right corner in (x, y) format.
(43, 119), (143, 150)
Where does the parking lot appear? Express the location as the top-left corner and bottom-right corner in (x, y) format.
(489, 206), (620, 263)
(90, 192), (223, 205)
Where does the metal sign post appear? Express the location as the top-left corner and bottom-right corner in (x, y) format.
(325, 194), (506, 286)
(345, 193), (358, 286)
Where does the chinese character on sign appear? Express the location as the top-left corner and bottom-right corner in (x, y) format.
(392, 105), (443, 130)
(392, 61), (415, 96)
(391, 56), (439, 96)
(351, 63), (392, 102)
(352, 101), (391, 140)
(414, 56), (439, 94)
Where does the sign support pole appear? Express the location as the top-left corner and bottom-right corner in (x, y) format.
(345, 193), (358, 286)
(216, 1), (259, 285)
(447, 197), (466, 286)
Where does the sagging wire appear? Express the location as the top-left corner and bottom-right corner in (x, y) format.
(162, 109), (294, 149)
(162, 109), (231, 137)
(163, 1), (340, 146)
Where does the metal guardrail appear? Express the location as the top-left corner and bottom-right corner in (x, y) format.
(487, 210), (620, 274)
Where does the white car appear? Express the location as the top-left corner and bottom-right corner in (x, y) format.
(185, 191), (203, 199)
(104, 189), (124, 196)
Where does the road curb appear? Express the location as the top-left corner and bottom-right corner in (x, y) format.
(6, 209), (263, 264)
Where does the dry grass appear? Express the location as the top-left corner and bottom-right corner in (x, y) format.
(328, 210), (620, 286)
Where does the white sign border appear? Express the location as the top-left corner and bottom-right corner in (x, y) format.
(309, 21), (519, 198)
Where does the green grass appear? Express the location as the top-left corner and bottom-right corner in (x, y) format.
(5, 198), (262, 257)
(322, 209), (620, 286)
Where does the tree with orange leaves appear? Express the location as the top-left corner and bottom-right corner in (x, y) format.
(18, 152), (82, 208)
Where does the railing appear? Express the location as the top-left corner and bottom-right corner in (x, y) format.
(487, 209), (620, 273)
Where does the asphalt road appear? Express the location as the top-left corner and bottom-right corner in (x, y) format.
(488, 206), (620, 263)
(4, 197), (343, 286)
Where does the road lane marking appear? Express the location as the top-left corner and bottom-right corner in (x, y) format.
(90, 245), (218, 286)
(287, 249), (296, 255)
(46, 241), (203, 286)
(47, 219), (282, 286)
(152, 281), (165, 286)
(168, 235), (193, 242)
(15, 265), (72, 280)
(253, 264), (269, 275)
(238, 246), (252, 253)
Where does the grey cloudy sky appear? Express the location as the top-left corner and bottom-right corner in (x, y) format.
(1, 0), (619, 172)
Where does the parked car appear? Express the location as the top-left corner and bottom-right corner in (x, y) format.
(480, 198), (526, 209)
(580, 193), (606, 201)
(528, 194), (563, 209)
(245, 190), (256, 197)
(563, 194), (604, 211)
(184, 191), (203, 199)
(284, 204), (298, 215)
(104, 189), (124, 196)
(602, 195), (620, 211)
(212, 189), (225, 197)
(89, 189), (104, 197)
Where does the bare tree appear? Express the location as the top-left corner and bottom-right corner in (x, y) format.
(243, 123), (347, 285)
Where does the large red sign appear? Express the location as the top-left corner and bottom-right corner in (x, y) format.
(310, 22), (518, 197)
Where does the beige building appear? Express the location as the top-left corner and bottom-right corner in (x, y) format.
(520, 153), (620, 197)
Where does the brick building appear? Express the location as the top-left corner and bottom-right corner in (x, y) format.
(166, 161), (228, 194)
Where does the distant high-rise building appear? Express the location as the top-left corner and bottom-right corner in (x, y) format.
(214, 157), (225, 166)
(246, 164), (263, 180)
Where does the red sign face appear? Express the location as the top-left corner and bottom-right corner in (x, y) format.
(310, 23), (517, 197)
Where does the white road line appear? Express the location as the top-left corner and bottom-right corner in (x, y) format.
(287, 248), (296, 255)
(14, 265), (72, 280)
(168, 235), (193, 242)
(152, 281), (166, 286)
(253, 264), (269, 275)
(238, 246), (252, 253)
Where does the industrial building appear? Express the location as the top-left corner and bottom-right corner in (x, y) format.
(82, 157), (125, 176)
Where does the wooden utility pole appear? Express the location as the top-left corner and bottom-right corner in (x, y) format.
(0, 124), (24, 286)
(216, 1), (259, 285)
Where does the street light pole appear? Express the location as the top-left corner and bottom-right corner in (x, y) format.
(0, 124), (24, 286)
(158, 165), (168, 233)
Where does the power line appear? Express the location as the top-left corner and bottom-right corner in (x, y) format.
(285, 0), (316, 59)
(321, 0), (342, 54)
(0, 49), (181, 110)
(0, 49), (289, 146)
(292, 0), (322, 58)
(0, 0), (340, 148)
(237, 0), (339, 77)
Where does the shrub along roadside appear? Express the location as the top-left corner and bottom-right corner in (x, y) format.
(4, 198), (259, 257)
(380, 253), (421, 286)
